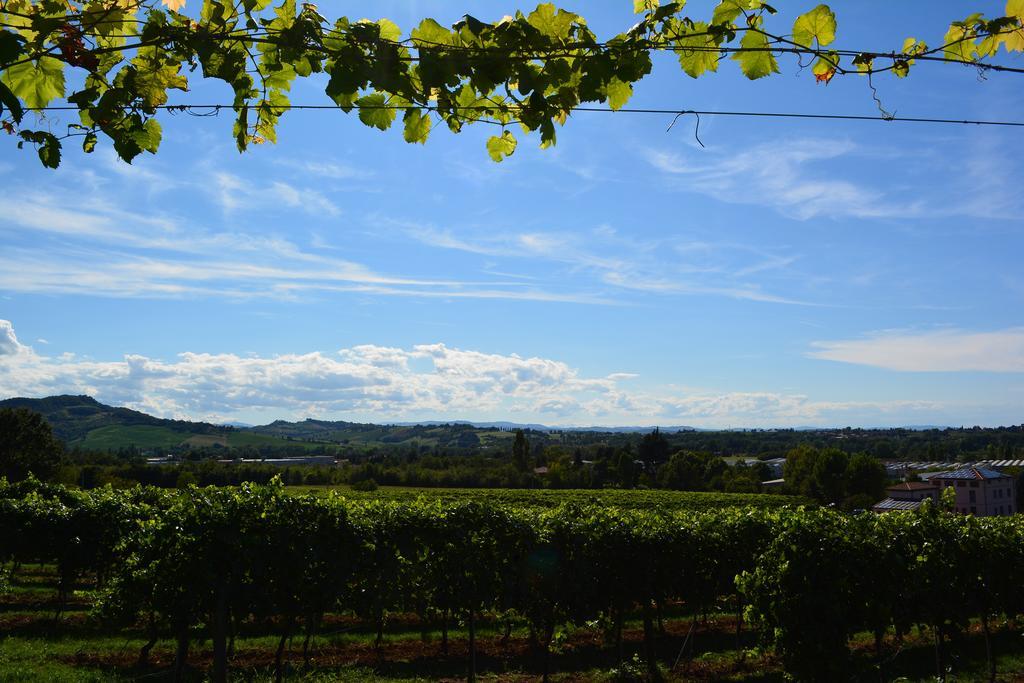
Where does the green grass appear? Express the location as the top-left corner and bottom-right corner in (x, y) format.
(74, 425), (193, 450)
(71, 425), (320, 452)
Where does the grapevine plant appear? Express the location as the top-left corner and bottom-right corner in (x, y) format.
(0, 0), (1022, 167)
(2, 477), (1024, 682)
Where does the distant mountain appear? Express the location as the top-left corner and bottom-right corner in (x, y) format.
(391, 420), (702, 433)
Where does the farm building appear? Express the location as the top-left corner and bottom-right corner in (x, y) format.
(930, 467), (1017, 516)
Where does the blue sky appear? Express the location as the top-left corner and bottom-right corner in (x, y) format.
(1, 1), (1022, 427)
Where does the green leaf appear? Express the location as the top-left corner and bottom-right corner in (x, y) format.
(411, 18), (452, 46)
(634, 0), (659, 14)
(135, 118), (162, 154)
(20, 130), (61, 168)
(377, 18), (402, 42)
(792, 5), (836, 47)
(38, 134), (60, 168)
(676, 21), (719, 78)
(356, 92), (396, 130)
(1, 56), (65, 110)
(0, 29), (22, 66)
(732, 28), (779, 79)
(486, 130), (517, 161)
(402, 107), (431, 144)
(711, 0), (745, 26)
(0, 80), (23, 123)
(129, 47), (189, 109)
(605, 77), (632, 110)
(852, 53), (873, 73)
(943, 24), (978, 62)
(82, 131), (98, 153)
(527, 4), (578, 40)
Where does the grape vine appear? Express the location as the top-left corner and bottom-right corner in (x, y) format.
(0, 0), (1022, 167)
(3, 478), (1024, 682)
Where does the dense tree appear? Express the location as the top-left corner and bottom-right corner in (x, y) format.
(637, 428), (670, 466)
(0, 407), (63, 481)
(782, 446), (888, 508)
(844, 452), (888, 508)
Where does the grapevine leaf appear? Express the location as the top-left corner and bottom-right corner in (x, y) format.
(20, 130), (61, 168)
(732, 28), (779, 79)
(792, 5), (836, 47)
(0, 29), (22, 67)
(486, 130), (517, 161)
(676, 21), (719, 78)
(402, 107), (431, 143)
(605, 77), (632, 110)
(0, 81), (23, 123)
(711, 0), (745, 26)
(943, 24), (978, 62)
(357, 92), (396, 130)
(1002, 0), (1024, 51)
(634, 0), (659, 13)
(411, 18), (452, 46)
(1, 57), (65, 110)
(377, 18), (402, 42)
(527, 4), (578, 40)
(83, 131), (98, 153)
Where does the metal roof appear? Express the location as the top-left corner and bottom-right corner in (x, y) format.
(931, 466), (1011, 480)
(872, 498), (925, 511)
(886, 482), (938, 491)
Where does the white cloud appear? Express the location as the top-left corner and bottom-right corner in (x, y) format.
(0, 320), (952, 426)
(214, 172), (340, 216)
(809, 328), (1024, 372)
(644, 139), (923, 220)
(0, 320), (27, 357)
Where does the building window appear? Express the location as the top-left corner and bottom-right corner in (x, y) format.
(958, 481), (966, 488)
(970, 490), (976, 503)
(970, 481), (979, 488)
(970, 506), (977, 514)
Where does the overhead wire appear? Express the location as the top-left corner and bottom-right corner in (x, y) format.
(19, 103), (1024, 128)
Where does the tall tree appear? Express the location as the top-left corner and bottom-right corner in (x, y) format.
(637, 428), (670, 466)
(0, 407), (63, 481)
(511, 429), (529, 473)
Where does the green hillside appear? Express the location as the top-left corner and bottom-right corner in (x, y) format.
(77, 425), (194, 450)
(0, 395), (308, 454)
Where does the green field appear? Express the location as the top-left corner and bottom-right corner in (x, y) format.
(73, 425), (323, 451)
(74, 425), (193, 450)
(292, 485), (811, 511)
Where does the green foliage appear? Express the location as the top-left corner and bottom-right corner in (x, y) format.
(792, 4), (837, 47)
(1, 2), (1021, 167)
(0, 408), (64, 481)
(3, 478), (1022, 681)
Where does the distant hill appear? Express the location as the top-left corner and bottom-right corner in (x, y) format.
(2, 395), (1017, 459)
(0, 395), (220, 443)
(0, 395), (296, 452)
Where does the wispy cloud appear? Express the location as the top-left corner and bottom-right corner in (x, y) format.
(396, 219), (814, 305)
(214, 172), (340, 216)
(644, 139), (924, 220)
(0, 180), (604, 304)
(809, 327), (1024, 372)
